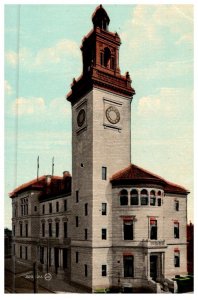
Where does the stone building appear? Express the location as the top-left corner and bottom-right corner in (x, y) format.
(10, 5), (189, 293)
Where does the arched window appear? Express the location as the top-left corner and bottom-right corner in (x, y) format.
(150, 190), (156, 206)
(120, 189), (128, 206)
(104, 47), (111, 68)
(157, 191), (162, 206)
(140, 189), (148, 205)
(130, 190), (139, 205)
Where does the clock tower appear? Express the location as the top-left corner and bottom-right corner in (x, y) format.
(67, 5), (135, 290)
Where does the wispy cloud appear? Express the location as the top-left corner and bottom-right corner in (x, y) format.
(4, 80), (13, 95)
(5, 38), (80, 70)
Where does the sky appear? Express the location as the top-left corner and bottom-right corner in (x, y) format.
(4, 3), (194, 228)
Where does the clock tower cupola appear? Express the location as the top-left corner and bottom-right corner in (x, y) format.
(67, 4), (135, 104)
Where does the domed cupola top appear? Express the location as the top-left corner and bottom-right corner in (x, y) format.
(92, 4), (110, 31)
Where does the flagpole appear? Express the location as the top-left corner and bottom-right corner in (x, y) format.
(52, 157), (54, 177)
(37, 155), (39, 181)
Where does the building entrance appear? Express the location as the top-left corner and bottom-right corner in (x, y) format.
(150, 255), (158, 281)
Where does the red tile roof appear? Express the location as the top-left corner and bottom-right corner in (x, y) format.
(111, 164), (189, 194)
(9, 174), (69, 198)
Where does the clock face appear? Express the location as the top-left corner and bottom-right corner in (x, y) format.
(106, 106), (120, 124)
(77, 109), (86, 127)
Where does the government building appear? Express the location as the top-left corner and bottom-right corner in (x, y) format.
(10, 5), (189, 293)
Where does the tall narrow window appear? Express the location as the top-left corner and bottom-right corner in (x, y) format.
(120, 189), (128, 206)
(175, 200), (179, 211)
(49, 223), (52, 237)
(76, 252), (79, 263)
(64, 199), (67, 211)
(150, 191), (156, 206)
(85, 203), (88, 216)
(174, 250), (180, 267)
(124, 255), (134, 277)
(25, 247), (28, 260)
(84, 264), (88, 277)
(25, 223), (28, 237)
(49, 203), (52, 213)
(64, 222), (67, 238)
(150, 219), (157, 240)
(130, 190), (138, 205)
(102, 265), (107, 276)
(100, 52), (104, 66)
(174, 222), (179, 238)
(124, 220), (133, 240)
(102, 228), (107, 240)
(56, 222), (59, 237)
(42, 223), (45, 237)
(56, 202), (59, 212)
(141, 189), (148, 205)
(20, 223), (22, 237)
(76, 216), (79, 227)
(40, 247), (44, 264)
(20, 245), (22, 259)
(102, 203), (107, 215)
(76, 190), (79, 203)
(85, 229), (88, 240)
(157, 191), (162, 206)
(102, 167), (107, 180)
(104, 47), (111, 68)
(42, 204), (45, 214)
(13, 225), (15, 237)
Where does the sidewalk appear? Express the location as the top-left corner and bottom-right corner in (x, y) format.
(35, 270), (89, 293)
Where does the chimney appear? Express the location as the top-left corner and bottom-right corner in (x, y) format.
(63, 171), (70, 178)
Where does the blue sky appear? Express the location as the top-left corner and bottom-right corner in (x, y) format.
(4, 4), (194, 228)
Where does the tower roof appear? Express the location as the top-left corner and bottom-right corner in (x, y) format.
(92, 4), (110, 30)
(111, 164), (189, 194)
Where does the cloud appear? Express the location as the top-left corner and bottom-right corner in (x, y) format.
(137, 87), (193, 118)
(120, 5), (193, 65)
(12, 97), (46, 116)
(4, 80), (13, 95)
(5, 38), (80, 70)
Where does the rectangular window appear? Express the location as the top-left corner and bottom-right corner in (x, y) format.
(49, 203), (52, 213)
(34, 206), (37, 212)
(102, 203), (107, 215)
(174, 222), (179, 238)
(13, 225), (15, 237)
(13, 244), (15, 256)
(76, 216), (79, 227)
(124, 221), (133, 240)
(64, 222), (67, 238)
(26, 204), (28, 215)
(102, 228), (107, 240)
(64, 199), (67, 211)
(85, 229), (88, 240)
(102, 265), (107, 276)
(124, 255), (134, 277)
(20, 223), (22, 237)
(42, 223), (45, 237)
(42, 204), (45, 214)
(49, 223), (52, 237)
(174, 251), (180, 267)
(25, 223), (28, 237)
(85, 203), (88, 216)
(157, 198), (162, 206)
(25, 246), (28, 260)
(76, 190), (79, 203)
(76, 252), (79, 263)
(175, 201), (179, 211)
(56, 222), (59, 237)
(56, 201), (59, 212)
(40, 247), (44, 264)
(20, 245), (22, 259)
(150, 220), (157, 240)
(84, 264), (88, 277)
(102, 167), (107, 180)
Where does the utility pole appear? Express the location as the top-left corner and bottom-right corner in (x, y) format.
(33, 262), (38, 293)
